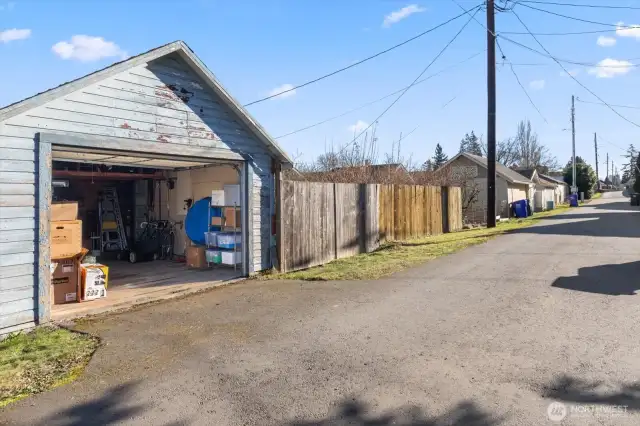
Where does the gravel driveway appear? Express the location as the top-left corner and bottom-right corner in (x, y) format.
(2, 192), (639, 426)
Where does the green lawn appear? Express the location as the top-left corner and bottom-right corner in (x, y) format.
(262, 205), (572, 281)
(0, 327), (99, 407)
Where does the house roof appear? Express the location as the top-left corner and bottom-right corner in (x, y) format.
(540, 174), (568, 186)
(514, 168), (556, 188)
(444, 152), (532, 185)
(515, 169), (536, 180)
(0, 40), (293, 166)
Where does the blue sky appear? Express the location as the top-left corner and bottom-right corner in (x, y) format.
(2, 0), (640, 177)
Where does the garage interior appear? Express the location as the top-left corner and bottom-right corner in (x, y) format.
(50, 146), (245, 319)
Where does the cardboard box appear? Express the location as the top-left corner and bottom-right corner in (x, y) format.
(51, 202), (78, 221)
(223, 208), (241, 228)
(211, 216), (223, 227)
(81, 264), (108, 301)
(210, 190), (225, 206)
(51, 220), (82, 259)
(224, 185), (241, 206)
(51, 258), (80, 304)
(186, 245), (208, 268)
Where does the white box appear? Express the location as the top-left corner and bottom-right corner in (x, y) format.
(211, 190), (225, 206)
(224, 185), (241, 206)
(221, 250), (241, 265)
(83, 265), (107, 301)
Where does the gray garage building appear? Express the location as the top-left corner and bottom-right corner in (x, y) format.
(0, 41), (292, 334)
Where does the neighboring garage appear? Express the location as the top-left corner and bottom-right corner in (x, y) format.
(0, 40), (292, 334)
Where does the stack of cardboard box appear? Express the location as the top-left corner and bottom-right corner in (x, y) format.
(50, 202), (83, 304)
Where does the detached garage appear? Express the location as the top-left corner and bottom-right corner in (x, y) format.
(0, 40), (292, 334)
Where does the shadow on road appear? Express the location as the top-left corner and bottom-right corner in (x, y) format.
(551, 261), (640, 295)
(31, 381), (187, 426)
(541, 375), (640, 410)
(284, 398), (504, 426)
(509, 211), (640, 238)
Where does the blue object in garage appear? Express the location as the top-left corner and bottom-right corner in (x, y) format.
(185, 197), (222, 245)
(569, 194), (579, 207)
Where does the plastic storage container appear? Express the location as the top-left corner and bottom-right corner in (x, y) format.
(221, 250), (241, 265)
(204, 232), (219, 246)
(217, 233), (242, 249)
(205, 248), (221, 264)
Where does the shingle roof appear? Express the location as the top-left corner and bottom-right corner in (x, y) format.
(460, 152), (532, 184)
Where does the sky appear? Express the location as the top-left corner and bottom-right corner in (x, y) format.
(2, 0), (640, 178)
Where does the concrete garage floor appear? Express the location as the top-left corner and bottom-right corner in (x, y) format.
(52, 261), (242, 321)
(3, 192), (640, 425)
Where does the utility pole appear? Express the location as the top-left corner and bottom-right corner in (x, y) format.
(606, 152), (609, 181)
(571, 95), (576, 194)
(486, 0), (497, 227)
(594, 133), (599, 190)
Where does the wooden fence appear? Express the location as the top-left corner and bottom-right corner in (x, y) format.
(278, 182), (462, 273)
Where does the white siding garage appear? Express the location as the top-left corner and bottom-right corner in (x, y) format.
(0, 41), (292, 334)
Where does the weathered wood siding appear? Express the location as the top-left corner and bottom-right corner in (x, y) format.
(280, 181), (379, 273)
(0, 140), (37, 334)
(447, 186), (463, 232)
(0, 53), (275, 280)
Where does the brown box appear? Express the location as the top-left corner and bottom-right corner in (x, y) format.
(51, 257), (80, 304)
(223, 208), (241, 228)
(51, 220), (82, 259)
(211, 216), (223, 227)
(186, 246), (207, 269)
(51, 202), (78, 221)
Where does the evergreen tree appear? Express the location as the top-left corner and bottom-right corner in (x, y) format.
(432, 144), (448, 169)
(622, 169), (631, 184)
(634, 154), (640, 193)
(563, 156), (597, 198)
(422, 159), (435, 171)
(459, 131), (482, 156)
(623, 144), (637, 178)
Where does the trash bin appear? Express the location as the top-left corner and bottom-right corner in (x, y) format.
(569, 194), (579, 207)
(631, 193), (640, 206)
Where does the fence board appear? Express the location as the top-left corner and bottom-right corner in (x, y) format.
(280, 181), (460, 272)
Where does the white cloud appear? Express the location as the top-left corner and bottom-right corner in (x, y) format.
(382, 4), (426, 28)
(52, 35), (127, 62)
(348, 120), (369, 134)
(597, 35), (616, 47)
(588, 58), (633, 78)
(529, 79), (545, 90)
(0, 28), (31, 43)
(616, 21), (640, 39)
(267, 83), (296, 99)
(559, 69), (579, 77)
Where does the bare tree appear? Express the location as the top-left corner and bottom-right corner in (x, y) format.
(514, 119), (558, 169)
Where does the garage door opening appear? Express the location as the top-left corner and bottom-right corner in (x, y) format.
(49, 146), (246, 320)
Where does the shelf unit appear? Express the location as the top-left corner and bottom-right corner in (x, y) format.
(206, 203), (241, 271)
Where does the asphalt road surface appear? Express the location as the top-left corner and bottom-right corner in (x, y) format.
(2, 192), (640, 426)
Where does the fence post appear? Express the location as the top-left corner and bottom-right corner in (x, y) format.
(333, 183), (338, 260)
(441, 186), (450, 233)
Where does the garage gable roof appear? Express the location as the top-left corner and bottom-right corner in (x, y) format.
(444, 152), (532, 185)
(0, 40), (293, 166)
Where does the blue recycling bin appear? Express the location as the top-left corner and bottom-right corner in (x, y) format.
(513, 199), (527, 218)
(569, 194), (579, 207)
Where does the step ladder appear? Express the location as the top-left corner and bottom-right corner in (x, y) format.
(99, 187), (129, 252)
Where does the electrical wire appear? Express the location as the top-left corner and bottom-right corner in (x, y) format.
(499, 35), (640, 68)
(337, 9), (479, 155)
(509, 8), (640, 129)
(517, 2), (640, 29)
(502, 28), (618, 35)
(335, 7), (481, 154)
(519, 0), (640, 11)
(275, 51), (483, 139)
(576, 98), (640, 110)
(242, 4), (482, 107)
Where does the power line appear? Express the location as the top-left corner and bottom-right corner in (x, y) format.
(497, 39), (549, 123)
(337, 7), (480, 155)
(502, 28), (618, 35)
(243, 4), (482, 107)
(499, 35), (640, 68)
(275, 51), (483, 139)
(576, 98), (640, 110)
(519, 0), (640, 11)
(508, 8), (640, 129)
(517, 2), (640, 29)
